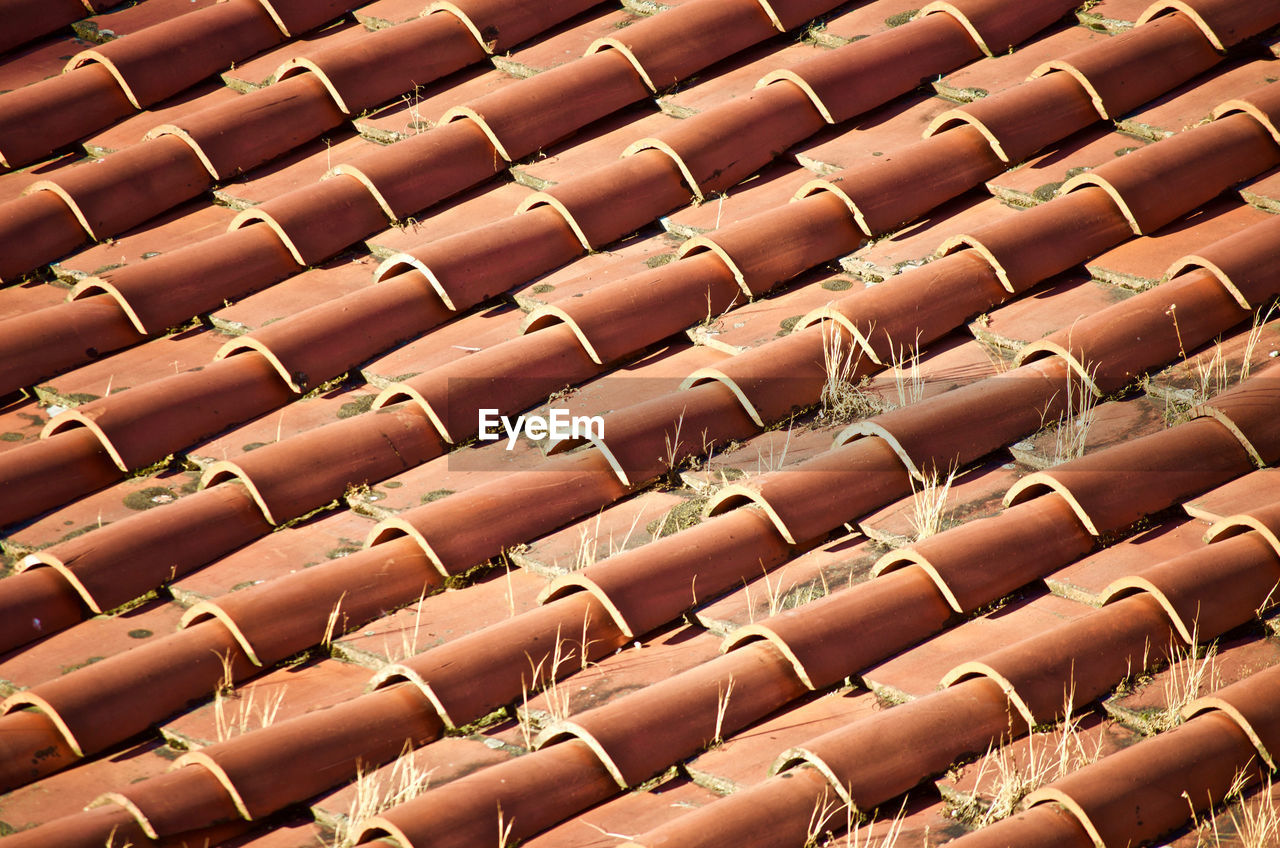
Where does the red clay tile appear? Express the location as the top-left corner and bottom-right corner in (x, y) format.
(167, 507), (372, 603)
(877, 493), (1096, 616)
(864, 592), (1091, 701)
(660, 42), (825, 117)
(1032, 13), (1221, 121)
(1008, 394), (1168, 471)
(1025, 710), (1262, 848)
(0, 34), (94, 92)
(333, 565), (547, 666)
(685, 686), (879, 792)
(0, 598), (184, 690)
(290, 17), (485, 118)
(857, 458), (1019, 546)
(0, 0), (90, 56)
(1086, 198), (1271, 289)
(35, 323), (228, 404)
(812, 0), (922, 46)
(1045, 518), (1205, 603)
(161, 656), (370, 747)
(691, 532), (880, 636)
(72, 0), (282, 106)
(795, 96), (956, 174)
(53, 201), (237, 283)
(0, 62), (134, 169)
(522, 775), (722, 848)
(20, 479), (266, 616)
(353, 65), (521, 141)
(986, 126), (1150, 207)
(663, 160), (815, 237)
(77, 0), (222, 41)
(0, 739), (173, 836)
(496, 6), (644, 77)
(934, 23), (1106, 102)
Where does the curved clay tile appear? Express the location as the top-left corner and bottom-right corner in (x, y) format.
(0, 0), (89, 55)
(372, 592), (627, 727)
(875, 494), (1094, 614)
(517, 149), (690, 251)
(72, 225), (299, 335)
(1005, 418), (1255, 536)
(919, 0), (1082, 56)
(541, 642), (805, 787)
(0, 566), (87, 656)
(1207, 499), (1280, 554)
(678, 192), (860, 298)
(216, 274), (454, 393)
(626, 83), (824, 200)
(810, 250), (1007, 363)
(1, 621), (254, 759)
(182, 683), (440, 820)
(524, 252), (740, 366)
(705, 437), (911, 545)
(361, 740), (617, 848)
(1211, 75), (1280, 145)
(201, 402), (443, 525)
(440, 50), (648, 162)
(378, 322), (602, 442)
(0, 801), (151, 848)
(925, 72), (1098, 166)
(23, 483), (269, 615)
(93, 763), (242, 841)
(836, 357), (1070, 480)
(368, 450), (630, 574)
(619, 762), (837, 848)
(430, 0), (602, 54)
(1029, 13), (1220, 120)
(25, 134), (209, 240)
(148, 75), (345, 181)
(1185, 662), (1280, 767)
(759, 12), (980, 125)
(724, 566), (954, 691)
(0, 295), (144, 397)
(1137, 0), (1280, 51)
(1166, 210), (1280, 309)
(1026, 710), (1260, 848)
(941, 593), (1175, 725)
(1101, 531), (1280, 643)
(585, 0), (776, 92)
(1192, 360), (1280, 466)
(180, 536), (439, 666)
(1014, 268), (1246, 395)
(755, 0), (844, 30)
(333, 119), (504, 223)
(798, 126), (1004, 237)
(780, 677), (1014, 807)
(0, 63), (133, 169)
(42, 353), (293, 472)
(683, 325), (847, 426)
(1059, 111), (1280, 235)
(253, 0), (354, 37)
(541, 507), (791, 637)
(0, 190), (91, 282)
(275, 14), (487, 116)
(228, 173), (389, 266)
(0, 425), (122, 528)
(934, 186), (1135, 294)
(584, 381), (757, 485)
(372, 207), (581, 310)
(68, 0), (282, 107)
(943, 796), (1121, 848)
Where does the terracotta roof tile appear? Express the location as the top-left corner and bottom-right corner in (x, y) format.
(8, 0), (1280, 845)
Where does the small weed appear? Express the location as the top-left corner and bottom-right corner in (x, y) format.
(1147, 635), (1220, 734)
(330, 743), (433, 848)
(712, 676), (735, 747)
(950, 690), (1103, 827)
(907, 465), (957, 542)
(819, 324), (880, 423)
